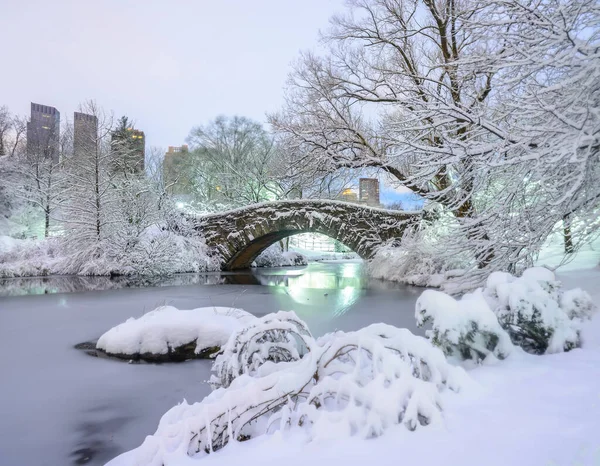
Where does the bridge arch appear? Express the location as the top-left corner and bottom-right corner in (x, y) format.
(195, 200), (418, 270)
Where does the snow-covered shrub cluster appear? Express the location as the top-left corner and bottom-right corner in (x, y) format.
(252, 243), (308, 268)
(483, 268), (596, 354)
(416, 289), (514, 364)
(96, 306), (255, 362)
(118, 312), (466, 463)
(0, 236), (63, 278)
(0, 224), (220, 278)
(417, 267), (596, 361)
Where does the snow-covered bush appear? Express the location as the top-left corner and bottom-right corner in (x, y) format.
(483, 268), (596, 354)
(253, 243), (308, 267)
(416, 289), (514, 363)
(0, 235), (62, 278)
(416, 267), (597, 361)
(211, 311), (312, 389)
(96, 306), (255, 362)
(367, 220), (469, 288)
(116, 312), (466, 463)
(0, 225), (220, 278)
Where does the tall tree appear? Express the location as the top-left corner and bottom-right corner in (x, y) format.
(187, 116), (281, 207)
(61, 101), (118, 246)
(270, 0), (600, 283)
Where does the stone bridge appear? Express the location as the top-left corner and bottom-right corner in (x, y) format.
(194, 200), (419, 270)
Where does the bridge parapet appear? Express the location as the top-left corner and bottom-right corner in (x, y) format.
(194, 200), (419, 270)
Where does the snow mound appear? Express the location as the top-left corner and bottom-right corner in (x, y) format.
(107, 312), (467, 465)
(253, 243), (308, 267)
(96, 306), (256, 361)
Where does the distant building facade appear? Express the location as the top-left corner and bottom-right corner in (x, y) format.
(163, 145), (192, 194)
(73, 112), (98, 157)
(26, 102), (60, 163)
(359, 178), (380, 207)
(337, 188), (358, 203)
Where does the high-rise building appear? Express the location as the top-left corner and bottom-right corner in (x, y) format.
(359, 178), (380, 207)
(163, 145), (191, 194)
(26, 103), (60, 163)
(73, 112), (98, 157)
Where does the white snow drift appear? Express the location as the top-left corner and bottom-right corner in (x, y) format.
(96, 306), (256, 358)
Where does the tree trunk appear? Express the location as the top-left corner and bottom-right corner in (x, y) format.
(44, 208), (50, 238)
(563, 215), (574, 254)
(455, 197), (495, 269)
(95, 151), (101, 241)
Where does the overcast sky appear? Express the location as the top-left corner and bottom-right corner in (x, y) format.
(1, 0), (344, 149)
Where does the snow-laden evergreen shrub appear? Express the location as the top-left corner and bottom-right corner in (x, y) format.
(483, 267), (596, 354)
(417, 267), (596, 361)
(124, 312), (467, 463)
(416, 289), (514, 363)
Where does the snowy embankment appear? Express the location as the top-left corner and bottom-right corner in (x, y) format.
(368, 232), (600, 290)
(96, 307), (256, 362)
(107, 265), (599, 466)
(0, 229), (221, 278)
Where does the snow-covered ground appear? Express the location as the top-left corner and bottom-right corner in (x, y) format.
(108, 247), (600, 466)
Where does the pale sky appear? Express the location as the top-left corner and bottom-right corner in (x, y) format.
(0, 0), (344, 149)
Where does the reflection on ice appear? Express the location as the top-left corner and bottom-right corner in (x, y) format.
(0, 260), (383, 298)
(0, 273), (227, 297)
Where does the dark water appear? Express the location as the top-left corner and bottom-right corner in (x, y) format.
(0, 261), (424, 466)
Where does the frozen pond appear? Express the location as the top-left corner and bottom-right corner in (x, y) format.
(0, 261), (424, 466)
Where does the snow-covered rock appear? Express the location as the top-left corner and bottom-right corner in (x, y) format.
(96, 306), (256, 362)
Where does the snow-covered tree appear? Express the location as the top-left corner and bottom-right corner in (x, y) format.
(7, 121), (65, 238)
(60, 101), (118, 251)
(186, 116), (282, 207)
(271, 0), (600, 288)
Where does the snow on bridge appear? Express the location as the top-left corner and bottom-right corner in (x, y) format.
(194, 199), (420, 270)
